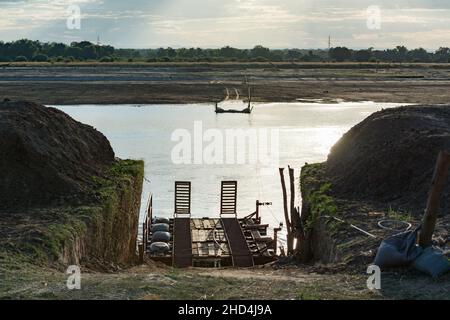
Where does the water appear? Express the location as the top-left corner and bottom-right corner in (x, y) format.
(54, 101), (402, 241)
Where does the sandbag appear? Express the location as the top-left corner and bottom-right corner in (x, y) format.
(374, 227), (423, 269)
(413, 246), (450, 278)
(149, 242), (170, 254)
(153, 217), (170, 224)
(151, 231), (171, 243)
(151, 223), (170, 232)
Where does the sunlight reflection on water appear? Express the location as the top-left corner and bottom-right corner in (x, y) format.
(54, 101), (403, 241)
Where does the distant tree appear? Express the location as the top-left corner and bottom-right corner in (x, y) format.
(14, 55), (28, 62)
(219, 46), (240, 59)
(436, 47), (450, 56)
(408, 48), (430, 62)
(166, 47), (177, 58)
(97, 45), (114, 58)
(10, 39), (38, 60)
(65, 46), (83, 60)
(33, 54), (48, 62)
(286, 49), (303, 61)
(47, 42), (66, 57)
(81, 44), (97, 60)
(353, 48), (373, 62)
(0, 38), (444, 63)
(434, 47), (450, 63)
(329, 47), (352, 62)
(393, 45), (408, 62)
(99, 56), (114, 62)
(250, 45), (270, 59)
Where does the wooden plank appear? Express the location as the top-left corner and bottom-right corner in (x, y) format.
(221, 218), (254, 267)
(173, 218), (192, 267)
(203, 219), (211, 229)
(193, 219), (202, 229)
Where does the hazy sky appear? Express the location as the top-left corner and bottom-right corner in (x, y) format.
(0, 0), (449, 49)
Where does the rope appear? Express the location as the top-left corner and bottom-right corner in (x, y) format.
(378, 219), (412, 232)
(320, 215), (377, 238)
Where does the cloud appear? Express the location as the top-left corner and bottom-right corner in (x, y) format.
(0, 0), (449, 49)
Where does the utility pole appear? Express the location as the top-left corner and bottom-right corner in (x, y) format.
(328, 35), (331, 51)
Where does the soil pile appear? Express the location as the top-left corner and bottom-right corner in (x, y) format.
(326, 105), (450, 215)
(0, 100), (115, 210)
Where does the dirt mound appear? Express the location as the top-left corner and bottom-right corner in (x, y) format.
(326, 105), (450, 215)
(0, 100), (115, 210)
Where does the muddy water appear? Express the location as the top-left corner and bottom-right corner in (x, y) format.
(55, 101), (403, 242)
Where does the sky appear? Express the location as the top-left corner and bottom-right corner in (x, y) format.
(0, 0), (449, 49)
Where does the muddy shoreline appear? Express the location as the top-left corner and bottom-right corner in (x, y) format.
(1, 63), (450, 105)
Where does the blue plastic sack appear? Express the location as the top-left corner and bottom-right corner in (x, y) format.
(412, 246), (450, 278)
(374, 228), (423, 269)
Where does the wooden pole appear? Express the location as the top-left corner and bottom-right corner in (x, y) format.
(288, 166), (297, 254)
(418, 150), (450, 248)
(273, 226), (282, 255)
(255, 200), (259, 220)
(279, 168), (293, 254)
(288, 166), (296, 223)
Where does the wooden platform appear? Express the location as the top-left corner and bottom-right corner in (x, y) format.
(142, 191), (277, 268)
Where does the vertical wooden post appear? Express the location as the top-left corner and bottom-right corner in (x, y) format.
(256, 200), (260, 220)
(279, 168), (293, 254)
(288, 166), (296, 225)
(419, 150), (450, 248)
(288, 166), (297, 255)
(140, 221), (146, 263)
(273, 226), (282, 255)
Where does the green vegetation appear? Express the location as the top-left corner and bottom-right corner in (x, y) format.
(1, 39), (449, 63)
(304, 183), (338, 230)
(0, 159), (144, 272)
(386, 206), (413, 222)
(300, 163), (338, 230)
(0, 39), (114, 62)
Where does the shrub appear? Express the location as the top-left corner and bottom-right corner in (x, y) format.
(14, 55), (28, 62)
(251, 56), (269, 62)
(33, 54), (49, 62)
(100, 56), (113, 62)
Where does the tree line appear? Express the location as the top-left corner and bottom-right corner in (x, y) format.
(1, 39), (449, 63)
(0, 39), (114, 62)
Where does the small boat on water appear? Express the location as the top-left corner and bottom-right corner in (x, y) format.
(215, 101), (253, 114)
(214, 76), (253, 114)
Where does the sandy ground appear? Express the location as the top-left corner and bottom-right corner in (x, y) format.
(1, 63), (450, 105)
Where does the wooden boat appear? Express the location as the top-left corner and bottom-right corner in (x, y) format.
(214, 76), (253, 114)
(215, 102), (253, 114)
